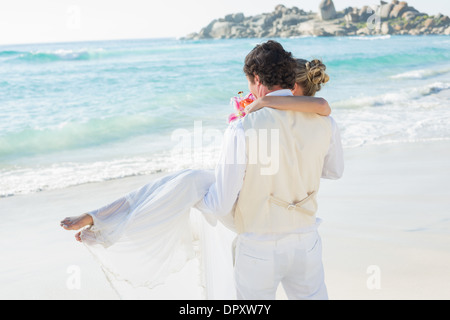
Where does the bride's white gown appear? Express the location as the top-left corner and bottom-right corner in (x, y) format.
(80, 169), (237, 300)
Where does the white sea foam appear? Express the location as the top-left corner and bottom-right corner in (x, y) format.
(330, 80), (450, 149)
(8, 48), (107, 63)
(0, 142), (222, 197)
(348, 35), (391, 41)
(391, 68), (450, 80)
(333, 82), (450, 109)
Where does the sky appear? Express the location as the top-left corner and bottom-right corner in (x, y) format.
(0, 0), (449, 45)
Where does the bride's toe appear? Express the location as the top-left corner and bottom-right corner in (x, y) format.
(61, 217), (81, 230)
(60, 218), (72, 229)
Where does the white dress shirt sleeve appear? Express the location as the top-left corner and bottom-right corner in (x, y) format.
(322, 116), (345, 180)
(195, 120), (247, 216)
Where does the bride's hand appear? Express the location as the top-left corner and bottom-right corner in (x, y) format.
(245, 99), (264, 114)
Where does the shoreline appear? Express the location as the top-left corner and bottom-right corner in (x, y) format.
(3, 137), (450, 200)
(1, 140), (450, 299)
(0, 33), (448, 49)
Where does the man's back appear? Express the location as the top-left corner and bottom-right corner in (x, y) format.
(235, 106), (332, 235)
(197, 40), (342, 300)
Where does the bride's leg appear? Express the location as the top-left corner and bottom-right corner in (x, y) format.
(61, 169), (215, 245)
(122, 169), (216, 228)
(86, 169), (215, 246)
(60, 195), (128, 231)
(61, 196), (130, 243)
(60, 170), (193, 231)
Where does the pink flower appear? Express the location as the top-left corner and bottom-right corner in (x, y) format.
(228, 113), (239, 123)
(228, 91), (255, 123)
(245, 93), (255, 100)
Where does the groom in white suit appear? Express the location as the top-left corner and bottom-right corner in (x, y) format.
(196, 40), (343, 300)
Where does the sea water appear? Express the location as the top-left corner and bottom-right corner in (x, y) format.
(0, 36), (449, 197)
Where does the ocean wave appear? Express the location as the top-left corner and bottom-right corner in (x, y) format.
(0, 48), (106, 63)
(348, 35), (391, 41)
(328, 48), (449, 69)
(0, 50), (22, 57)
(333, 82), (450, 109)
(0, 157), (168, 197)
(420, 82), (450, 96)
(390, 68), (450, 80)
(0, 43), (188, 64)
(289, 35), (318, 39)
(0, 143), (221, 197)
(0, 114), (167, 159)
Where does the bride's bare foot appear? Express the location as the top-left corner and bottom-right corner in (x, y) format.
(75, 232), (82, 242)
(60, 214), (93, 231)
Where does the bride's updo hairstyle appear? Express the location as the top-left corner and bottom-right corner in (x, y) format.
(295, 58), (330, 96)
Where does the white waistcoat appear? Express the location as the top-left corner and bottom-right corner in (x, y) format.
(234, 107), (332, 235)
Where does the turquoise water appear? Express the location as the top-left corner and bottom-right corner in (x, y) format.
(1, 36), (449, 196)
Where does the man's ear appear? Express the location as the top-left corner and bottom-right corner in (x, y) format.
(254, 74), (261, 85)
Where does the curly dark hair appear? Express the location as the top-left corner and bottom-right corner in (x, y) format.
(243, 40), (297, 90)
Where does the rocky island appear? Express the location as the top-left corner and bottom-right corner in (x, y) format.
(183, 0), (450, 39)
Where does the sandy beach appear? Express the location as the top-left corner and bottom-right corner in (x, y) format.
(1, 140), (449, 300)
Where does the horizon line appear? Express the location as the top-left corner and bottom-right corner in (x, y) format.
(0, 36), (183, 47)
(1, 33), (446, 47)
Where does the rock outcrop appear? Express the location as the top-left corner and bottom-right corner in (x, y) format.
(183, 1), (450, 40)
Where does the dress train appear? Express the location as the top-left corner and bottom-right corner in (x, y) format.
(80, 169), (237, 299)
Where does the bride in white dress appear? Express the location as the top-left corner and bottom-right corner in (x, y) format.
(60, 59), (332, 299)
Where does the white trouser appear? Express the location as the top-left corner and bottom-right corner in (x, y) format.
(233, 231), (328, 300)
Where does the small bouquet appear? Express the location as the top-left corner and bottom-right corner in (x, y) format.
(228, 91), (256, 123)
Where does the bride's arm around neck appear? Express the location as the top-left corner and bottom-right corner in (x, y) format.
(246, 96), (331, 116)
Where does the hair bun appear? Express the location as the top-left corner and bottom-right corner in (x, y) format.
(306, 59), (330, 85)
